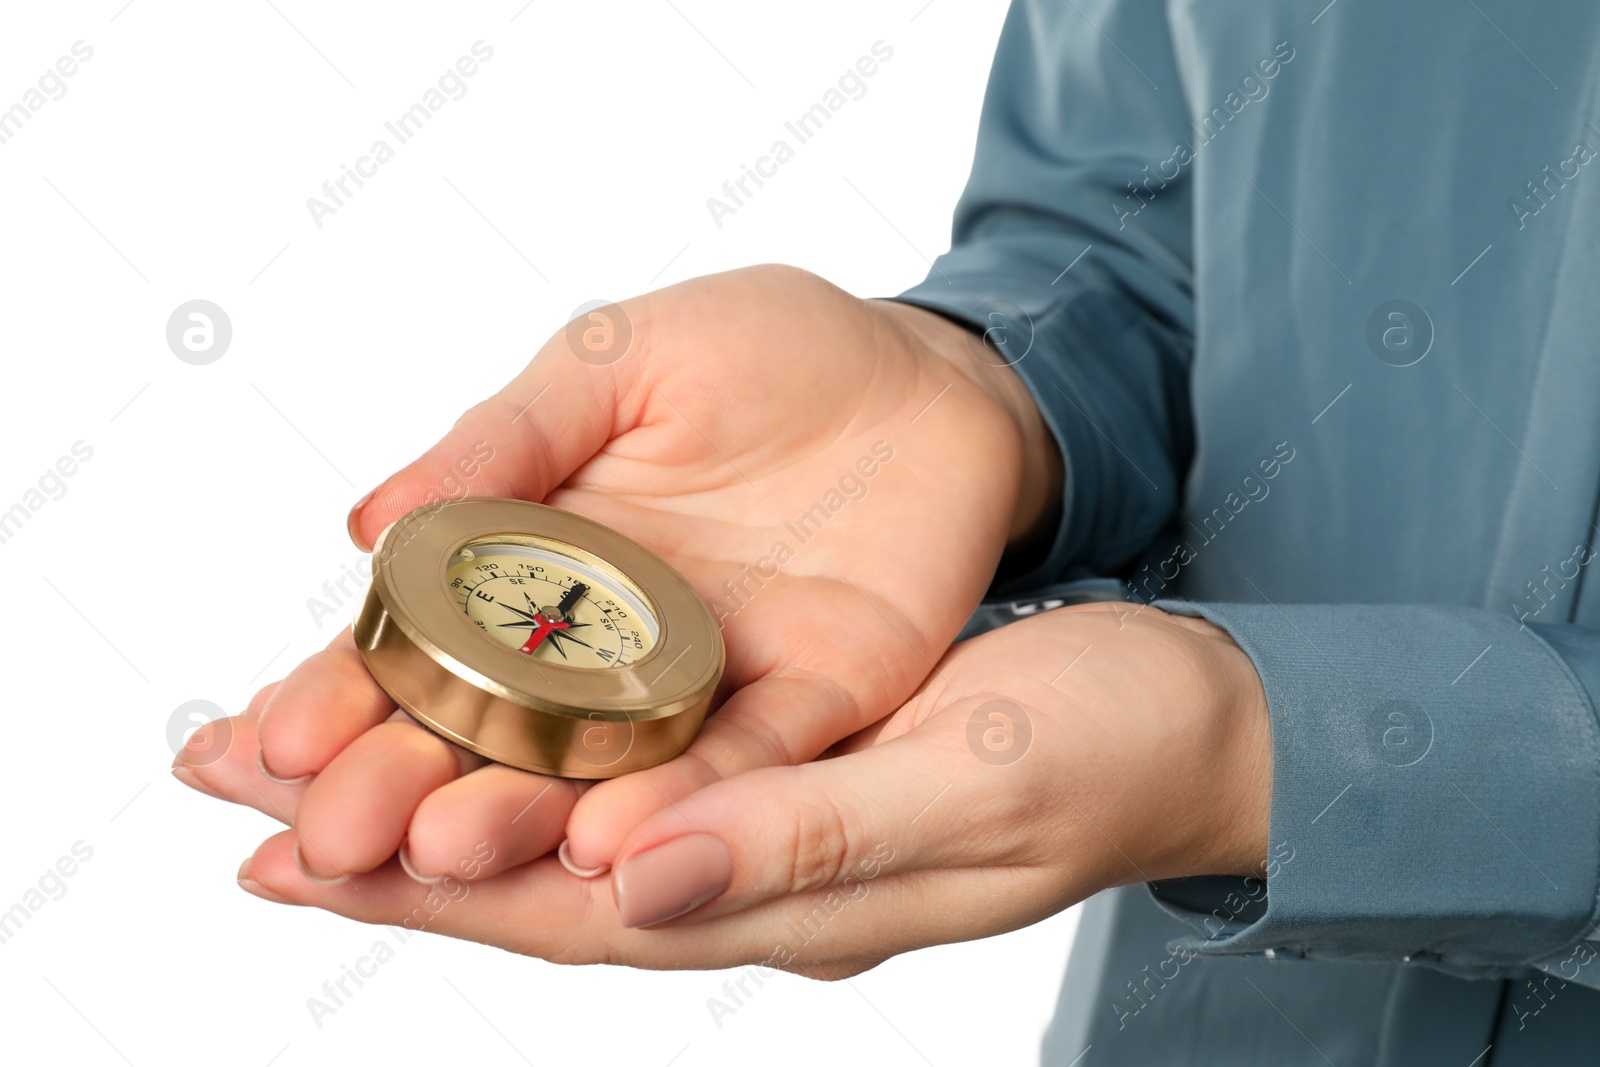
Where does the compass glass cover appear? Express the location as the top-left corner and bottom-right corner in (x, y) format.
(445, 535), (659, 669)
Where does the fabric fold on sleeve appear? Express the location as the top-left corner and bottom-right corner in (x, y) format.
(1146, 599), (1600, 989)
(885, 0), (1201, 593)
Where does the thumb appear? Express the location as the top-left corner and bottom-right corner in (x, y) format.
(607, 719), (1031, 929)
(346, 299), (645, 550)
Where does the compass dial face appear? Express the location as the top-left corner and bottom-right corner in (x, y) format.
(446, 536), (659, 669)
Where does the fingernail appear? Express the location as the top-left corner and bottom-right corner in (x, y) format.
(558, 838), (609, 879)
(238, 878), (295, 905)
(237, 857), (296, 904)
(397, 839), (446, 885)
(347, 487), (377, 547)
(258, 749), (313, 786)
(612, 833), (734, 929)
(171, 765), (226, 800)
(294, 841), (349, 886)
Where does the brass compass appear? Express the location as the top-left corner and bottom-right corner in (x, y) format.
(354, 499), (722, 778)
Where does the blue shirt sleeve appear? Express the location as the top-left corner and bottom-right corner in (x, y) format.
(1149, 600), (1600, 991)
(892, 0), (1198, 589)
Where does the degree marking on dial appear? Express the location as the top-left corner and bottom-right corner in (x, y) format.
(452, 550), (652, 668)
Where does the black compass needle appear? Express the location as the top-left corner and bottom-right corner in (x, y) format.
(555, 582), (589, 621)
(497, 591), (595, 631)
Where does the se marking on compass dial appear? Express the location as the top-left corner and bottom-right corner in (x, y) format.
(446, 538), (659, 669)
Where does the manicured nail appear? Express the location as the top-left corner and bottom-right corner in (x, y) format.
(171, 765), (226, 800)
(397, 839), (446, 885)
(257, 749), (312, 786)
(612, 833), (734, 928)
(347, 487), (377, 547)
(294, 841), (349, 886)
(558, 838), (609, 879)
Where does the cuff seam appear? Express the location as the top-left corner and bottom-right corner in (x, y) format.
(1518, 623), (1600, 954)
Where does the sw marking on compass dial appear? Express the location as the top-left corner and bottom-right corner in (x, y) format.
(446, 536), (659, 669)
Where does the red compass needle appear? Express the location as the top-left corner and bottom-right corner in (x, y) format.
(518, 613), (570, 655)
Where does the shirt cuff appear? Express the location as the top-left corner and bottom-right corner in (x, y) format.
(1146, 600), (1600, 981)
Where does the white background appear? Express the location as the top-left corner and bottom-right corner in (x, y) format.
(0, 2), (1080, 1064)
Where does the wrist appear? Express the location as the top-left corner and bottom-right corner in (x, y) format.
(1175, 615), (1275, 880)
(870, 299), (1063, 553)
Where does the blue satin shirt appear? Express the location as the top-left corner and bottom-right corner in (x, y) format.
(899, 1), (1600, 1063)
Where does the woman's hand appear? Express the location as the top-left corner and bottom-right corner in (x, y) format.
(227, 603), (1272, 979)
(176, 264), (1060, 889)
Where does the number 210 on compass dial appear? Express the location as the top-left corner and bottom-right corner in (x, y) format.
(354, 498), (724, 779)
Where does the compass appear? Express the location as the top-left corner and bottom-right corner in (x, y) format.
(353, 498), (723, 779)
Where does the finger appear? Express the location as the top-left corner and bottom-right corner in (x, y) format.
(172, 675), (278, 789)
(560, 573), (934, 874)
(818, 715), (899, 759)
(237, 678), (281, 725)
(172, 712), (310, 825)
(241, 827), (627, 960)
(173, 679), (307, 816)
(239, 828), (1046, 974)
(607, 718), (1044, 929)
(401, 765), (583, 884)
(345, 297), (655, 549)
(561, 671), (864, 872)
(292, 720), (482, 881)
(255, 629), (396, 782)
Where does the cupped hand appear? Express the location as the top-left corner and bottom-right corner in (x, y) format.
(225, 603), (1272, 979)
(177, 264), (1059, 892)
